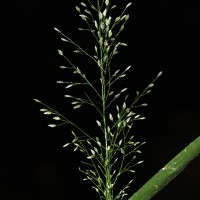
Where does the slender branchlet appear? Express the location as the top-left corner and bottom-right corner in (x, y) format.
(34, 1), (162, 200)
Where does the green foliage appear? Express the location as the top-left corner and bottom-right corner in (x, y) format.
(34, 1), (162, 200)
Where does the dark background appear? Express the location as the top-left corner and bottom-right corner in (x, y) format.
(5, 0), (200, 199)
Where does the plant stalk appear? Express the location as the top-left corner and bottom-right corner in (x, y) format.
(128, 136), (200, 200)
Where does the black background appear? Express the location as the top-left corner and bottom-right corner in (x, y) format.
(5, 0), (200, 199)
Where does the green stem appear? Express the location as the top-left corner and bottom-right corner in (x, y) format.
(101, 63), (112, 200)
(98, 11), (113, 199)
(128, 136), (200, 200)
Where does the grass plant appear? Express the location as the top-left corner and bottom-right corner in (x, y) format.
(34, 1), (200, 199)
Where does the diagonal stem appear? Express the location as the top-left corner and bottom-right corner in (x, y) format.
(128, 136), (200, 200)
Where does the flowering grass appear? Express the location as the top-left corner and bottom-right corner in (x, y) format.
(34, 1), (162, 199)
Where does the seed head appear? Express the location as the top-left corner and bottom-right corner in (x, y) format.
(148, 83), (154, 88)
(125, 14), (130, 21)
(80, 2), (86, 7)
(125, 2), (132, 9)
(75, 6), (81, 13)
(96, 120), (101, 127)
(48, 124), (56, 128)
(44, 111), (52, 115)
(157, 71), (163, 78)
(103, 9), (107, 17)
(34, 99), (41, 103)
(63, 143), (70, 148)
(99, 12), (103, 20)
(53, 116), (61, 120)
(94, 20), (98, 29)
(54, 27), (61, 33)
(58, 49), (63, 55)
(105, 0), (109, 6)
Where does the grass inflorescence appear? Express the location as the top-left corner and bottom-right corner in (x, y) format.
(34, 1), (162, 200)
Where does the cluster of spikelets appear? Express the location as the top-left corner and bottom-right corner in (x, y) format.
(34, 0), (162, 200)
